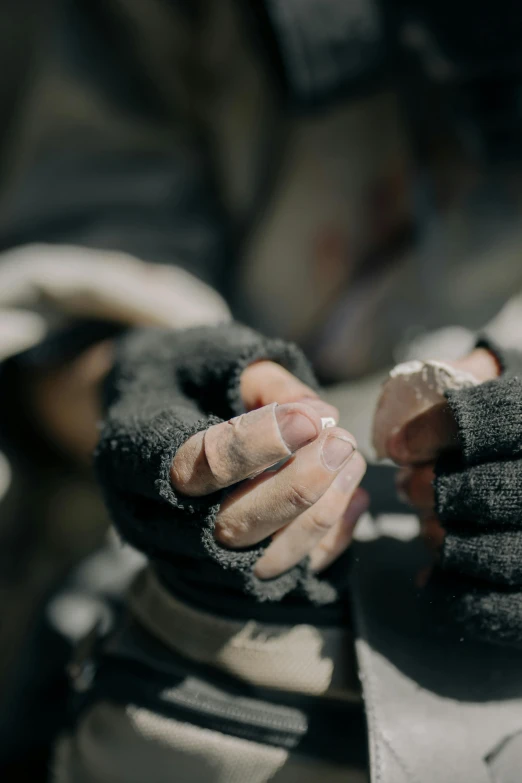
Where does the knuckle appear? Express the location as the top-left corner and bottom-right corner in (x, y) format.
(170, 461), (192, 493)
(214, 516), (248, 548)
(303, 510), (336, 535)
(170, 460), (183, 490)
(286, 482), (319, 513)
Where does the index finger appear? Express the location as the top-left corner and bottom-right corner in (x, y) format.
(171, 401), (322, 496)
(387, 402), (459, 465)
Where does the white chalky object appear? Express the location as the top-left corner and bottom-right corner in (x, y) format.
(372, 360), (479, 459)
(321, 416), (337, 430)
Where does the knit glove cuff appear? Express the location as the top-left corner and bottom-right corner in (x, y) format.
(430, 372), (522, 645)
(444, 376), (522, 465)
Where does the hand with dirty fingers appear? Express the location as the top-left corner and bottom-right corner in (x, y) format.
(172, 359), (368, 579)
(95, 323), (368, 604)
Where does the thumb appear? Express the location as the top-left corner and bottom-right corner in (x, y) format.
(386, 348), (500, 465)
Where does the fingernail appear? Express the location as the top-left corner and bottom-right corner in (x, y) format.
(275, 404), (319, 452)
(322, 435), (356, 471)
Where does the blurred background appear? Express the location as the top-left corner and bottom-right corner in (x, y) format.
(1, 1), (522, 779)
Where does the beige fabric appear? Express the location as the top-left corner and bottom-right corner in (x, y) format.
(350, 513), (522, 783)
(54, 702), (367, 783)
(128, 566), (361, 701)
(0, 242), (230, 361)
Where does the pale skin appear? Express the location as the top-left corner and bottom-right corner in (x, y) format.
(29, 345), (368, 579)
(172, 360), (368, 578)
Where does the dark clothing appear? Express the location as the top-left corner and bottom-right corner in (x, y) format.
(433, 345), (522, 646)
(1, 3), (522, 780)
(95, 321), (522, 648)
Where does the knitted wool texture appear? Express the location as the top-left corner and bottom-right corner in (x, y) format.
(434, 342), (522, 647)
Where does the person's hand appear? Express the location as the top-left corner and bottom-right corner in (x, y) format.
(380, 343), (522, 648)
(385, 348), (500, 550)
(172, 359), (368, 579)
(95, 323), (368, 603)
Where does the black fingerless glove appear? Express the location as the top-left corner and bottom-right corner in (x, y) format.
(95, 322), (340, 607)
(432, 343), (522, 646)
